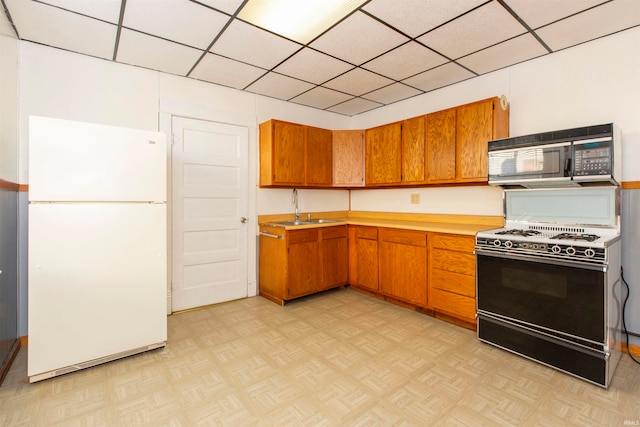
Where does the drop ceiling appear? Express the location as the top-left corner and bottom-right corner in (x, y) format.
(1, 0), (639, 116)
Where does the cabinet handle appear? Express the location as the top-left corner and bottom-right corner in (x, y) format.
(259, 231), (283, 240)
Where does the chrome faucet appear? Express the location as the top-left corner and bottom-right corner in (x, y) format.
(292, 188), (299, 221)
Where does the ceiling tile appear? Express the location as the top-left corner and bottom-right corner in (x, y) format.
(362, 82), (422, 104)
(210, 19), (301, 69)
(362, 41), (448, 81)
(458, 33), (548, 75)
(418, 1), (527, 59)
(363, 0), (487, 37)
(535, 0), (640, 51)
(309, 11), (408, 65)
(0, 8), (15, 37)
(246, 72), (315, 101)
(290, 87), (354, 110)
(274, 48), (354, 84)
(195, 0), (245, 15)
(503, 0), (604, 29)
(4, 0), (116, 59)
(324, 67), (394, 96)
(327, 97), (382, 116)
(190, 53), (266, 89)
(403, 62), (475, 92)
(116, 29), (203, 76)
(38, 0), (122, 24)
(123, 0), (229, 50)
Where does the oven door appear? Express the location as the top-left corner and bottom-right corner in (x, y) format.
(476, 250), (606, 344)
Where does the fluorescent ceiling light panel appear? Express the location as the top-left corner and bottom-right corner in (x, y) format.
(238, 0), (366, 44)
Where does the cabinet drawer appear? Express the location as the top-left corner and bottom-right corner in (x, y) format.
(432, 249), (475, 276)
(288, 228), (319, 244)
(431, 233), (475, 252)
(356, 226), (378, 240)
(379, 228), (427, 247)
(431, 268), (475, 297)
(431, 288), (476, 321)
(322, 225), (347, 239)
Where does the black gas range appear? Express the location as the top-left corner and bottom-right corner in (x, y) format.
(475, 188), (622, 388)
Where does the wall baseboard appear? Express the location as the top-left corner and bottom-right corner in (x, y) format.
(0, 339), (21, 386)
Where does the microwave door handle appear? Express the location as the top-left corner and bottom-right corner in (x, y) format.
(564, 157), (572, 177)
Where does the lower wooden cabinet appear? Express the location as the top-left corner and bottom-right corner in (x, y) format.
(428, 233), (477, 325)
(348, 226), (478, 328)
(259, 225), (348, 305)
(348, 226), (379, 291)
(379, 228), (428, 306)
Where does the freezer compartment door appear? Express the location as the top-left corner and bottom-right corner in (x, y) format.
(29, 116), (166, 202)
(28, 203), (167, 378)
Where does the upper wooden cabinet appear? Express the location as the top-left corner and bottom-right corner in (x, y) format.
(456, 98), (507, 182)
(402, 116), (427, 184)
(259, 96), (508, 188)
(427, 97), (509, 184)
(260, 120), (305, 187)
(306, 126), (333, 186)
(333, 130), (365, 187)
(365, 122), (402, 186)
(426, 108), (456, 183)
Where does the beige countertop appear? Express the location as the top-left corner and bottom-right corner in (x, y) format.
(259, 212), (502, 236)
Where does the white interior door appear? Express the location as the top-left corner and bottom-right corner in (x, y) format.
(171, 117), (249, 312)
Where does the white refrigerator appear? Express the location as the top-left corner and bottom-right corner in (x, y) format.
(28, 116), (168, 383)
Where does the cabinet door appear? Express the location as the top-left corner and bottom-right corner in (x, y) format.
(426, 108), (456, 183)
(355, 227), (378, 291)
(306, 126), (332, 186)
(365, 123), (402, 185)
(456, 99), (494, 182)
(402, 116), (426, 184)
(333, 130), (365, 187)
(320, 226), (348, 290)
(287, 229), (320, 298)
(378, 228), (427, 306)
(273, 121), (306, 185)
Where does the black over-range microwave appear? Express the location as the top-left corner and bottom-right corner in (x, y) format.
(487, 123), (620, 188)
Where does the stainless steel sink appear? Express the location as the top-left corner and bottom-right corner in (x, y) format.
(306, 219), (341, 224)
(269, 220), (310, 227)
(267, 219), (342, 227)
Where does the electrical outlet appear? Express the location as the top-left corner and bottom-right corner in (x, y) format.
(410, 194), (420, 204)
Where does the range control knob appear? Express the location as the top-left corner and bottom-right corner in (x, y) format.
(585, 248), (596, 258)
(493, 239), (502, 247)
(566, 247), (576, 255)
(504, 240), (513, 248)
(551, 245), (562, 254)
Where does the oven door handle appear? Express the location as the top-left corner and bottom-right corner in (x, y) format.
(474, 249), (607, 272)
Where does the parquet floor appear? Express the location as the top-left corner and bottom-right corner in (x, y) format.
(1, 288), (639, 426)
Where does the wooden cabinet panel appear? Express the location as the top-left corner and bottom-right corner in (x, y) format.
(456, 99), (494, 182)
(431, 249), (475, 276)
(333, 130), (365, 187)
(431, 233), (475, 252)
(428, 232), (477, 325)
(356, 227), (378, 240)
(379, 228), (427, 306)
(306, 126), (332, 186)
(431, 288), (476, 322)
(426, 108), (456, 183)
(321, 226), (348, 290)
(259, 120), (305, 186)
(402, 116), (426, 184)
(349, 226), (379, 291)
(365, 123), (402, 185)
(431, 268), (475, 298)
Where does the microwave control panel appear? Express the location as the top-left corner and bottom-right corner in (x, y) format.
(573, 138), (613, 176)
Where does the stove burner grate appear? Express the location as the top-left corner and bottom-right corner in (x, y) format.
(550, 233), (600, 242)
(495, 229), (541, 237)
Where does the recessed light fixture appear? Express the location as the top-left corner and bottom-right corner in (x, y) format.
(238, 0), (367, 44)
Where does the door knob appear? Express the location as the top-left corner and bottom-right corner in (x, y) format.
(240, 217), (248, 223)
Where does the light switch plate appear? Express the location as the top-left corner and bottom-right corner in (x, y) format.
(410, 193), (420, 204)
